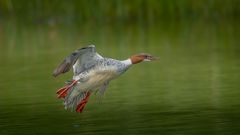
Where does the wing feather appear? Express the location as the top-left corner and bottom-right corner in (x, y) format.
(52, 45), (102, 77)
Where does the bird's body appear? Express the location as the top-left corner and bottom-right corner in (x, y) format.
(64, 58), (131, 110)
(53, 45), (156, 113)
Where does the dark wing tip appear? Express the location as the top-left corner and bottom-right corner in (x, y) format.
(52, 60), (71, 77)
(52, 67), (61, 77)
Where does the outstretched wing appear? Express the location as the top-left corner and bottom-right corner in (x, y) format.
(52, 45), (103, 77)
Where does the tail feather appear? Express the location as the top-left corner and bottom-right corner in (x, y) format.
(64, 91), (91, 113)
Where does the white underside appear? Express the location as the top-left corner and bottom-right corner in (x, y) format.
(69, 67), (118, 98)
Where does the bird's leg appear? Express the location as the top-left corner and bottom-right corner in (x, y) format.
(56, 80), (78, 99)
(76, 92), (91, 113)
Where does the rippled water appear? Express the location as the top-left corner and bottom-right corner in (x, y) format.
(0, 20), (239, 135)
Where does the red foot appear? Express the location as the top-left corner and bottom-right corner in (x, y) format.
(56, 80), (78, 99)
(76, 92), (91, 113)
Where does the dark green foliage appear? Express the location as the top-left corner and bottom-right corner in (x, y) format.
(0, 0), (239, 24)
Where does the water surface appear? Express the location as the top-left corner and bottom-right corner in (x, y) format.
(0, 20), (239, 135)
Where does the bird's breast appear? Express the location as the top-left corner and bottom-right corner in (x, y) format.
(76, 67), (118, 91)
(90, 68), (117, 83)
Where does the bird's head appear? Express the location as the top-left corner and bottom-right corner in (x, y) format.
(130, 53), (158, 64)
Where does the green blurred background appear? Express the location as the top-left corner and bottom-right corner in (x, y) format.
(0, 0), (239, 135)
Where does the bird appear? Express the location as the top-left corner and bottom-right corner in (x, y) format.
(53, 45), (157, 113)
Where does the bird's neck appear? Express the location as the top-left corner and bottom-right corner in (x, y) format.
(121, 58), (132, 66)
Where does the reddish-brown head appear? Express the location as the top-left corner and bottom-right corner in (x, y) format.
(130, 53), (158, 64)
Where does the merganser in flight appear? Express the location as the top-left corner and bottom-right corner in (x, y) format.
(53, 45), (157, 113)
